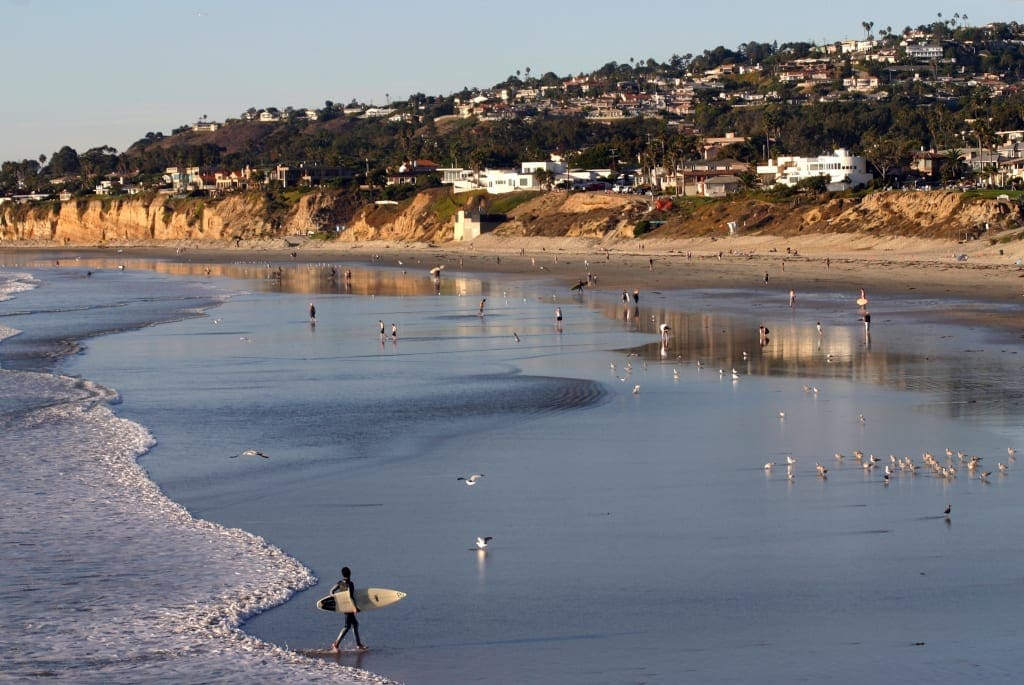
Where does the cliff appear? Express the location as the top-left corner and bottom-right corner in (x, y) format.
(1, 188), (1020, 247)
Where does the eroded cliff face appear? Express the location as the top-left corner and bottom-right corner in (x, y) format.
(1, 189), (1019, 246)
(1, 195), (271, 243)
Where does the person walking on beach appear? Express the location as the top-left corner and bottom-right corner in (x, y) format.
(788, 289), (796, 308)
(379, 320), (385, 341)
(330, 566), (366, 651)
(555, 307), (563, 331)
(391, 323), (398, 341)
(479, 298), (487, 316)
(763, 272), (769, 286)
(309, 303), (317, 324)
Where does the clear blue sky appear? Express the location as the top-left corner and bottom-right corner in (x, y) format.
(0, 0), (1013, 164)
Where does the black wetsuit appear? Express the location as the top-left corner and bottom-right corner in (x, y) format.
(331, 577), (364, 648)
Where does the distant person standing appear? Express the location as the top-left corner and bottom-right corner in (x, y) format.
(379, 320), (385, 341)
(309, 303), (317, 324)
(788, 289), (796, 308)
(763, 272), (769, 286)
(479, 298), (487, 315)
(391, 323), (398, 341)
(330, 566), (366, 651)
(863, 311), (871, 332)
(555, 307), (563, 330)
(632, 289), (639, 305)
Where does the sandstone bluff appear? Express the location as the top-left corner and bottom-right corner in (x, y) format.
(1, 189), (1019, 248)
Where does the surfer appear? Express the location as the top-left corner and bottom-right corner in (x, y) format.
(330, 567), (366, 651)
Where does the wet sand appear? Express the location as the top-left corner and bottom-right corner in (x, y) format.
(6, 232), (1023, 306)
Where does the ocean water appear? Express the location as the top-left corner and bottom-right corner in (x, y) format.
(3, 253), (1024, 683)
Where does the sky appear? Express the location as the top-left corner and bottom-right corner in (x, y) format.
(0, 0), (1015, 164)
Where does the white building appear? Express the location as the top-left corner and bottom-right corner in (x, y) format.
(445, 161), (567, 194)
(906, 44), (943, 60)
(756, 149), (873, 190)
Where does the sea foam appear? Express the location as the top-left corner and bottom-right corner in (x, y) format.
(0, 270), (395, 684)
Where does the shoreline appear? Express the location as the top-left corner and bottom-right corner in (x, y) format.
(4, 234), (1023, 305)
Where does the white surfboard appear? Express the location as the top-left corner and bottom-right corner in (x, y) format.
(316, 588), (406, 613)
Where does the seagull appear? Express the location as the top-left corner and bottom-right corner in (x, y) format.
(672, 368), (680, 380)
(764, 461), (776, 470)
(659, 323), (671, 338)
(731, 368), (740, 380)
(786, 455), (797, 465)
(457, 473), (485, 486)
(513, 332), (520, 343)
(778, 411), (785, 419)
(858, 413), (866, 424)
(944, 504), (952, 516)
(475, 536), (493, 550)
(231, 449), (269, 459)
(632, 384), (641, 394)
(429, 265), (445, 277)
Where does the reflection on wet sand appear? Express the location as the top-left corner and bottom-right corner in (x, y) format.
(592, 298), (1024, 420)
(0, 251), (487, 298)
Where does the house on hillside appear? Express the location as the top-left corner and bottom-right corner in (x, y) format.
(757, 149), (873, 190)
(753, 148), (872, 189)
(385, 159), (440, 186)
(670, 158), (749, 196)
(274, 164), (353, 188)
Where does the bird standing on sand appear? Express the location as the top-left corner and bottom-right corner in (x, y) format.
(457, 473), (485, 486)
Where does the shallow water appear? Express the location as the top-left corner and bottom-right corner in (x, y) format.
(0, 266), (384, 684)
(5, 255), (1024, 683)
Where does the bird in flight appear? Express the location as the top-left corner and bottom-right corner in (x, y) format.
(457, 473), (485, 486)
(231, 449), (269, 459)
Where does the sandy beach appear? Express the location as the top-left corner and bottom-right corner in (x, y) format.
(8, 233), (1023, 305)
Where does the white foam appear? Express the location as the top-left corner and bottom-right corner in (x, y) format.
(0, 279), (396, 683)
(0, 270), (37, 301)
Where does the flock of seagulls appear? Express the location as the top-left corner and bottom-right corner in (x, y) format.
(766, 442), (1017, 499)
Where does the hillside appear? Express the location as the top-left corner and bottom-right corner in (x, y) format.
(2, 189), (1020, 249)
